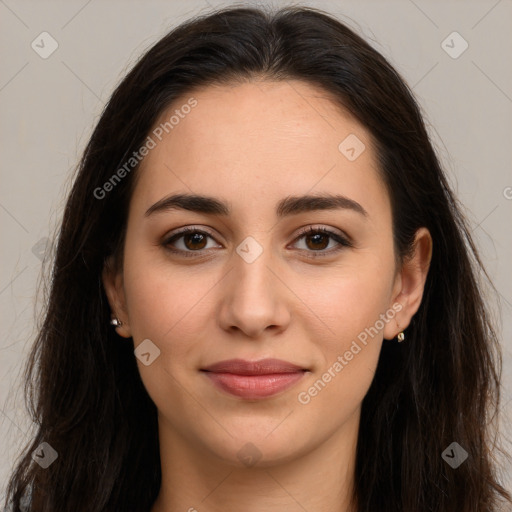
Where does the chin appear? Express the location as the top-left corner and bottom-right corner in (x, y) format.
(199, 424), (312, 469)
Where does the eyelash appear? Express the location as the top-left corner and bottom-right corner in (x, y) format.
(162, 225), (353, 259)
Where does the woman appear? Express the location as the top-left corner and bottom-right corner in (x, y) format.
(4, 4), (511, 512)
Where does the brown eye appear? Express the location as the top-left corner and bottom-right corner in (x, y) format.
(163, 227), (220, 257)
(292, 226), (352, 257)
(182, 231), (208, 250)
(163, 225), (352, 259)
(304, 231), (330, 251)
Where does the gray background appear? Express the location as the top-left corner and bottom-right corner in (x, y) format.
(1, 0), (511, 499)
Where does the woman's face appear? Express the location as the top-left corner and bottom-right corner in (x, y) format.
(104, 79), (426, 467)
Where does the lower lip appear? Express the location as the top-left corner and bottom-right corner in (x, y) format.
(203, 371), (306, 399)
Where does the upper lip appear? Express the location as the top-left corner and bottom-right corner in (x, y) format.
(201, 358), (308, 375)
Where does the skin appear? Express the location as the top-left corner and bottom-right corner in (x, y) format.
(103, 79), (432, 512)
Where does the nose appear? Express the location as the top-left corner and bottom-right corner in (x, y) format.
(217, 241), (291, 339)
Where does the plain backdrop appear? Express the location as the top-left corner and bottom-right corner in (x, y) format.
(1, 0), (511, 500)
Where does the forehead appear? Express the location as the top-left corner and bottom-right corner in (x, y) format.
(130, 79), (388, 221)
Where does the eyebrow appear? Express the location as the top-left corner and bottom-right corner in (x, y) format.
(145, 192), (368, 218)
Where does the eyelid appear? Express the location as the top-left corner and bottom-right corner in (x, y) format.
(162, 224), (353, 257)
(290, 225), (353, 257)
(293, 224), (352, 244)
(162, 226), (221, 254)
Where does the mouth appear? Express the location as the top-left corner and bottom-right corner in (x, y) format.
(200, 358), (309, 400)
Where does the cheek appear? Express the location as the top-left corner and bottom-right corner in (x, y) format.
(121, 252), (214, 419)
(297, 253), (395, 346)
(122, 249), (219, 362)
(122, 234), (394, 415)
(294, 256), (394, 407)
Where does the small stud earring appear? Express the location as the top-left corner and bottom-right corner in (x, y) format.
(110, 317), (122, 327)
(397, 331), (405, 343)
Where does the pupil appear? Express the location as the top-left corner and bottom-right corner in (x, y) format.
(308, 233), (328, 250)
(185, 233), (206, 249)
(182, 232), (329, 251)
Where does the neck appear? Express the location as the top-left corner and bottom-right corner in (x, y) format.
(151, 411), (360, 512)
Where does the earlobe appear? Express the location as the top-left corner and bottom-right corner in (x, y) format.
(102, 257), (132, 338)
(384, 227), (432, 340)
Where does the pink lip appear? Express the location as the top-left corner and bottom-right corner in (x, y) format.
(201, 358), (308, 399)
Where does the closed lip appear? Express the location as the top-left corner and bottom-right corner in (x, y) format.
(201, 358), (308, 375)
(201, 358), (309, 399)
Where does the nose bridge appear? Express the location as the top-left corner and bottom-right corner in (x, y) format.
(232, 233), (277, 305)
(218, 233), (290, 337)
(234, 236), (274, 289)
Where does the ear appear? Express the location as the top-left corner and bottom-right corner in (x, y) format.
(102, 255), (132, 338)
(383, 227), (432, 340)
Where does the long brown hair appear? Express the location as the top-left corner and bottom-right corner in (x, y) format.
(4, 5), (511, 511)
